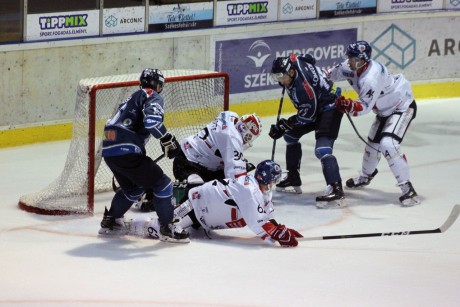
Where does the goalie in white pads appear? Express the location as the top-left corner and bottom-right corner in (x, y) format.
(326, 41), (420, 206)
(139, 111), (262, 211)
(127, 160), (304, 247)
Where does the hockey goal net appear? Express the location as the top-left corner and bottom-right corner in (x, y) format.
(18, 70), (229, 215)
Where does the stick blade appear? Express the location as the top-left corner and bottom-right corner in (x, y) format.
(439, 204), (460, 233)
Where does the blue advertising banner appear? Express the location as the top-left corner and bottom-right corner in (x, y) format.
(319, 0), (377, 18)
(214, 28), (357, 94)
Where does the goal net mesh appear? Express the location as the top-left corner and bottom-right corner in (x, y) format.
(18, 70), (229, 215)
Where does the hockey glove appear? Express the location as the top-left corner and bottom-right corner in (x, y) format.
(335, 96), (363, 115)
(264, 223), (303, 247)
(160, 133), (181, 159)
(246, 162), (256, 172)
(268, 118), (294, 140)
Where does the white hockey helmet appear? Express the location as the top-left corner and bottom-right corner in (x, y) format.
(236, 113), (262, 149)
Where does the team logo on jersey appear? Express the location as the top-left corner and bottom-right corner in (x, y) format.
(104, 130), (116, 141)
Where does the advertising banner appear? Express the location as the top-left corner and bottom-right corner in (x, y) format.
(26, 10), (99, 41)
(214, 29), (357, 94)
(361, 16), (460, 81)
(445, 0), (460, 10)
(319, 0), (377, 18)
(103, 7), (145, 35)
(149, 2), (213, 32)
(215, 0), (278, 26)
(378, 0), (443, 12)
(279, 0), (316, 21)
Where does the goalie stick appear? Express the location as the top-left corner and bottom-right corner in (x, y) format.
(299, 204), (460, 241)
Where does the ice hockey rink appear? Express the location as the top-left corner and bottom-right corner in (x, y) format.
(1, 97), (459, 307)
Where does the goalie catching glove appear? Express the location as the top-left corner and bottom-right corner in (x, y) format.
(335, 96), (363, 116)
(263, 222), (303, 247)
(268, 116), (296, 140)
(160, 133), (181, 159)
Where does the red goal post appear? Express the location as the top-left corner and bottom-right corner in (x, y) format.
(18, 70), (229, 215)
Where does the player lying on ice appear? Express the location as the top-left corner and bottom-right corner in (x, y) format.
(126, 160), (303, 247)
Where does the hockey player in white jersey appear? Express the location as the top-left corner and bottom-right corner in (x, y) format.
(127, 160), (304, 247)
(326, 41), (420, 206)
(173, 111), (262, 183)
(137, 111), (262, 211)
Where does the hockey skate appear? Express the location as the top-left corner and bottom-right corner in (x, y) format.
(276, 173), (302, 194)
(159, 219), (190, 243)
(346, 169), (378, 188)
(315, 182), (346, 209)
(98, 207), (129, 236)
(398, 181), (421, 207)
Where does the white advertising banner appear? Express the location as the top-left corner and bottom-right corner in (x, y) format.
(103, 7), (145, 35)
(378, 0), (443, 12)
(362, 16), (460, 81)
(445, 0), (460, 10)
(26, 10), (99, 41)
(279, 0), (316, 21)
(215, 0), (278, 26)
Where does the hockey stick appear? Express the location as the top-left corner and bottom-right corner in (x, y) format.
(345, 112), (381, 152)
(271, 87), (286, 161)
(299, 204), (460, 241)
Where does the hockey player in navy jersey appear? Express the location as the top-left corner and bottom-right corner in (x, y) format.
(327, 41), (420, 206)
(127, 160), (304, 247)
(99, 68), (189, 243)
(269, 54), (346, 209)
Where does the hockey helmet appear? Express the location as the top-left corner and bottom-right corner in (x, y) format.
(255, 160), (282, 185)
(140, 68), (165, 93)
(345, 41), (372, 63)
(236, 113), (262, 149)
(270, 57), (292, 82)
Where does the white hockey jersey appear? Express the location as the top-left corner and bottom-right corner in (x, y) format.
(188, 175), (275, 242)
(180, 111), (247, 179)
(328, 59), (414, 117)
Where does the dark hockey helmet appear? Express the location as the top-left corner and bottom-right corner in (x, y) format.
(140, 68), (165, 93)
(345, 41), (372, 63)
(255, 160), (282, 185)
(270, 57), (292, 82)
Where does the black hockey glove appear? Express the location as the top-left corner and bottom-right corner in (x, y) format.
(268, 118), (294, 140)
(160, 133), (181, 159)
(246, 162), (256, 172)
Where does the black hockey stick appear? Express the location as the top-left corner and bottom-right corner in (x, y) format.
(345, 112), (381, 152)
(299, 204), (460, 241)
(271, 87), (286, 161)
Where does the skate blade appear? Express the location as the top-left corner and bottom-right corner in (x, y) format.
(276, 186), (302, 194)
(98, 228), (128, 236)
(401, 197), (421, 207)
(159, 235), (191, 244)
(315, 198), (347, 209)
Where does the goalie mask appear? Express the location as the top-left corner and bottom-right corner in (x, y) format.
(140, 68), (165, 93)
(236, 113), (262, 149)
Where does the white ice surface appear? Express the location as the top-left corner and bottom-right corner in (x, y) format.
(0, 98), (459, 307)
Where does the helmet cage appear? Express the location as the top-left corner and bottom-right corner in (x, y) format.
(236, 113), (262, 149)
